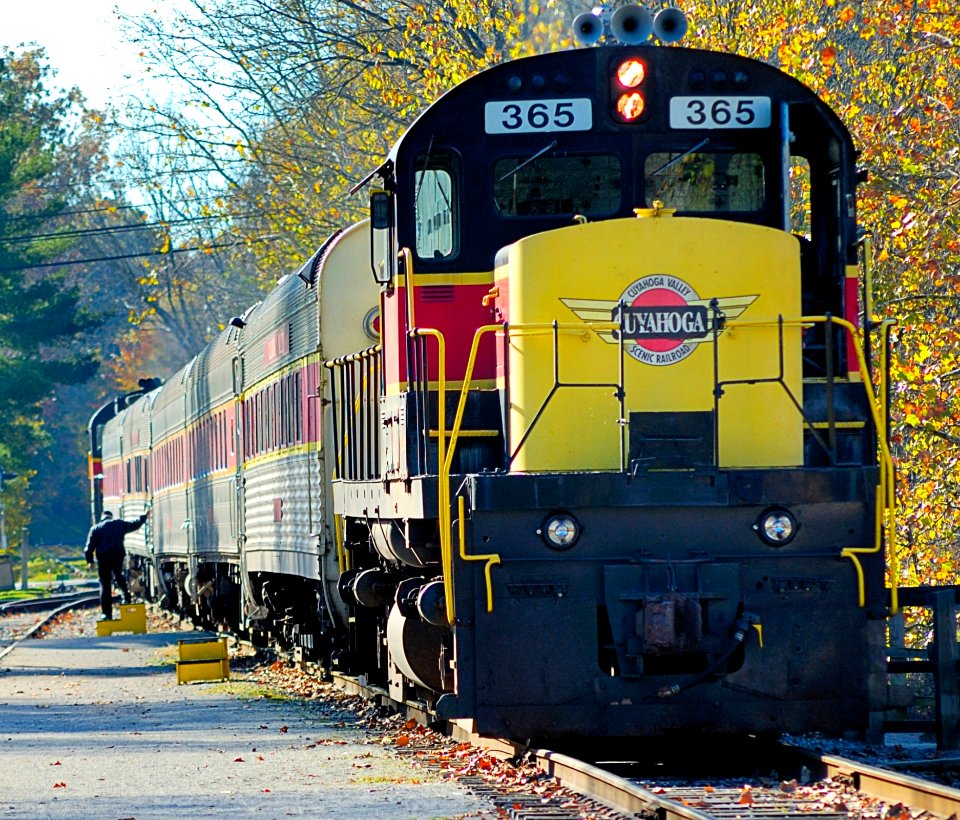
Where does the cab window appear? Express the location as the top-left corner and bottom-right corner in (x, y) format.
(415, 156), (458, 260)
(494, 154), (621, 217)
(645, 151), (764, 212)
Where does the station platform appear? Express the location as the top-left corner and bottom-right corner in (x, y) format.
(0, 611), (487, 819)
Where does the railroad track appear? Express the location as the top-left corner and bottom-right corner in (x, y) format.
(0, 588), (98, 614)
(515, 745), (960, 820)
(8, 613), (960, 820)
(0, 593), (99, 661)
(328, 668), (960, 820)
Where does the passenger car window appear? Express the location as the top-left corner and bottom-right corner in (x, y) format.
(645, 152), (764, 212)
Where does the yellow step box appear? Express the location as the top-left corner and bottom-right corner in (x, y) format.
(95, 603), (147, 636)
(176, 637), (230, 684)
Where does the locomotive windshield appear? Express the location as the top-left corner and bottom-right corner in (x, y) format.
(493, 153), (622, 216)
(644, 150), (765, 212)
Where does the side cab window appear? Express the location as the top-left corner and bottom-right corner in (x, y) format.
(414, 152), (459, 261)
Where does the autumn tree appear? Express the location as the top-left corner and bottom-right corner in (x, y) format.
(116, 0), (573, 280)
(684, 0), (960, 589)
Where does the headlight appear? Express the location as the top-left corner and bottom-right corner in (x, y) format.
(754, 508), (798, 546)
(538, 512), (581, 550)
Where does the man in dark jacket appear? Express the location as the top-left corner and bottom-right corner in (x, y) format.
(84, 510), (148, 620)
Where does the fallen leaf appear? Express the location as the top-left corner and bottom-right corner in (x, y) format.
(396, 735), (410, 747)
(279, 726), (288, 733)
(234, 757), (245, 763)
(53, 782), (67, 789)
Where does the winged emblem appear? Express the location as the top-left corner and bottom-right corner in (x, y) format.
(560, 294), (759, 346)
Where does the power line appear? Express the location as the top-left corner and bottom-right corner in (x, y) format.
(1, 194), (254, 224)
(0, 211), (261, 244)
(0, 237), (276, 273)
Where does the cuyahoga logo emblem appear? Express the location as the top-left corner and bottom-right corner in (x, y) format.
(561, 275), (758, 366)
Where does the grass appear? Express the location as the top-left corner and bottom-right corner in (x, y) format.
(0, 587), (44, 601)
(0, 547), (94, 591)
(204, 681), (292, 700)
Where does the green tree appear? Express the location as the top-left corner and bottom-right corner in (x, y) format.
(0, 48), (103, 536)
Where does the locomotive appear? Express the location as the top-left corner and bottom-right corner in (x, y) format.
(89, 6), (897, 741)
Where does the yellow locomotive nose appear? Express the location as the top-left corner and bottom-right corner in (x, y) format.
(495, 215), (803, 473)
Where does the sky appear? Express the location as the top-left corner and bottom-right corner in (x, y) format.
(2, 0), (167, 109)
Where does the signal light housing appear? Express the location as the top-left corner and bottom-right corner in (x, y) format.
(613, 57), (649, 123)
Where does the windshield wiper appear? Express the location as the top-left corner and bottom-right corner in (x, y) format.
(497, 140), (558, 183)
(649, 137), (710, 176)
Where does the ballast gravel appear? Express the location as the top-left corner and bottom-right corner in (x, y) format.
(0, 609), (491, 819)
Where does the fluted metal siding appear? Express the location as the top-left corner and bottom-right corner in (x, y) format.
(313, 223), (380, 589)
(122, 390), (156, 455)
(154, 487), (190, 558)
(190, 474), (239, 556)
(240, 274), (319, 390)
(187, 328), (238, 424)
(241, 450), (321, 579)
(152, 360), (192, 440)
(121, 496), (151, 558)
(101, 410), (124, 462)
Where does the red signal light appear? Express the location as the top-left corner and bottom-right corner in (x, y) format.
(617, 58), (646, 88)
(616, 92), (645, 121)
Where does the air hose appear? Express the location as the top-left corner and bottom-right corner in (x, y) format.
(656, 611), (760, 699)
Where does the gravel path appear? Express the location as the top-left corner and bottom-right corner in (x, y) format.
(0, 610), (490, 819)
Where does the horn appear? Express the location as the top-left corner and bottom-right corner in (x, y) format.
(572, 11), (605, 45)
(610, 5), (653, 45)
(653, 7), (688, 43)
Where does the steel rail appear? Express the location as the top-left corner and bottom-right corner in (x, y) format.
(0, 595), (99, 662)
(535, 747), (960, 820)
(816, 753), (960, 818)
(534, 749), (714, 820)
(0, 589), (98, 614)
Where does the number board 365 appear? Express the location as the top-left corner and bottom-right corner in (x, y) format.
(669, 96), (772, 129)
(485, 99), (593, 134)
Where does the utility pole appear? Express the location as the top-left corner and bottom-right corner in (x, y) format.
(20, 527), (28, 591)
(0, 465), (17, 554)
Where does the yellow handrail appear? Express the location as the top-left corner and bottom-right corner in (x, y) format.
(437, 319), (625, 622)
(334, 512), (348, 573)
(724, 314), (897, 612)
(438, 324), (501, 622)
(401, 247), (416, 331)
(457, 495), (501, 613)
(408, 327), (453, 621)
(406, 312), (896, 622)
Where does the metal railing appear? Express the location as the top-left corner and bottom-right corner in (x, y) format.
(324, 345), (382, 482)
(325, 303), (897, 621)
